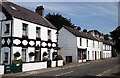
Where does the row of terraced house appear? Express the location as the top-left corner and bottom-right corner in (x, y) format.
(0, 1), (114, 74)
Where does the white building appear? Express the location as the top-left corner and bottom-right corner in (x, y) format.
(58, 26), (113, 63)
(0, 2), (57, 64)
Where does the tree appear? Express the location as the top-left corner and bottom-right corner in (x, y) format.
(45, 13), (75, 30)
(110, 26), (120, 53)
(104, 34), (110, 40)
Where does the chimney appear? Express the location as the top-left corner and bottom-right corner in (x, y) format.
(36, 6), (44, 17)
(83, 29), (87, 33)
(77, 26), (81, 32)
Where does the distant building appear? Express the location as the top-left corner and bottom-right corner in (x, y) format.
(58, 26), (113, 63)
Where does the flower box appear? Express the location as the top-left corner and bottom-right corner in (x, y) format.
(36, 37), (41, 40)
(22, 35), (28, 39)
(53, 47), (61, 50)
(48, 39), (52, 42)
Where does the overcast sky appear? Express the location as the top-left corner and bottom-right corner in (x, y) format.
(8, 0), (118, 34)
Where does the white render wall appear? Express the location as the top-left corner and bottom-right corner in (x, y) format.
(0, 65), (4, 75)
(58, 27), (77, 63)
(0, 12), (7, 20)
(58, 60), (63, 66)
(11, 46), (35, 62)
(13, 18), (57, 42)
(22, 61), (47, 72)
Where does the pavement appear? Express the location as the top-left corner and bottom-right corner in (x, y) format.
(1, 56), (120, 78)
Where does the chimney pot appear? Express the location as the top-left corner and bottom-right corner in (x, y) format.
(36, 6), (44, 17)
(77, 26), (81, 32)
(83, 29), (87, 33)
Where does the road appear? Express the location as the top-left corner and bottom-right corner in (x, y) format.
(31, 57), (120, 77)
(2, 56), (120, 78)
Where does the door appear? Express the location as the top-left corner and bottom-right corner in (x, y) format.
(35, 48), (41, 61)
(95, 51), (96, 60)
(22, 48), (26, 62)
(66, 56), (72, 63)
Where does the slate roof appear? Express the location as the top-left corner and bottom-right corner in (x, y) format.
(63, 26), (98, 41)
(1, 1), (57, 29)
(63, 26), (114, 45)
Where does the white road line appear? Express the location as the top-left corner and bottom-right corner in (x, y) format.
(56, 71), (74, 76)
(56, 73), (64, 76)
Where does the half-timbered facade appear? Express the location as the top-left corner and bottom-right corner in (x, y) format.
(0, 2), (57, 64)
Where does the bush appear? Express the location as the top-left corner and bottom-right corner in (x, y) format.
(54, 55), (63, 60)
(43, 57), (48, 61)
(63, 60), (66, 65)
(43, 52), (48, 57)
(29, 52), (35, 57)
(14, 52), (20, 57)
(112, 50), (117, 57)
(12, 59), (22, 64)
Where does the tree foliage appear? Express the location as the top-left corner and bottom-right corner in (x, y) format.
(45, 13), (75, 30)
(110, 26), (120, 53)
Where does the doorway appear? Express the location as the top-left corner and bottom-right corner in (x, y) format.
(66, 56), (72, 63)
(95, 51), (97, 60)
(35, 48), (41, 61)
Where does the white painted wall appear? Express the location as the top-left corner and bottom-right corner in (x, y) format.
(58, 60), (63, 66)
(58, 27), (77, 62)
(22, 62), (47, 72)
(13, 18), (57, 41)
(51, 61), (56, 67)
(0, 65), (4, 75)
(0, 12), (6, 20)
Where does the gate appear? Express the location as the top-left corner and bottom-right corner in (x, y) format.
(47, 60), (51, 68)
(4, 63), (22, 74)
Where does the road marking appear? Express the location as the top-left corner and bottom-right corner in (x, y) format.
(56, 71), (74, 76)
(56, 73), (64, 76)
(96, 69), (112, 77)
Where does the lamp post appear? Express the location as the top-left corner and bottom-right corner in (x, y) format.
(56, 31), (59, 67)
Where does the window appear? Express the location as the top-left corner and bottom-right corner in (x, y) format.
(10, 5), (18, 10)
(98, 42), (99, 48)
(36, 27), (41, 38)
(5, 52), (8, 61)
(80, 38), (82, 46)
(5, 24), (10, 34)
(22, 23), (28, 36)
(22, 48), (26, 62)
(48, 49), (50, 58)
(48, 30), (51, 39)
(87, 39), (88, 47)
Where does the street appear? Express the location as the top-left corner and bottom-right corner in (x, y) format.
(2, 56), (120, 78)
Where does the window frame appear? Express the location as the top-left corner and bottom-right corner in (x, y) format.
(22, 23), (28, 36)
(4, 24), (10, 34)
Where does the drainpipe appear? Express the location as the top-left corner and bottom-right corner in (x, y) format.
(0, 20), (2, 64)
(10, 19), (13, 65)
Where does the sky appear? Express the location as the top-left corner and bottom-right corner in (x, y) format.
(7, 0), (118, 34)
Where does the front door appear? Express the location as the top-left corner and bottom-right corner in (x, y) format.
(66, 56), (72, 63)
(95, 51), (97, 60)
(35, 48), (41, 61)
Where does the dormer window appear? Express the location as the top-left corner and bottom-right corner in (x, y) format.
(4, 24), (10, 34)
(10, 5), (18, 10)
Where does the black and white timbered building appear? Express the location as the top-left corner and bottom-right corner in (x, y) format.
(0, 1), (57, 64)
